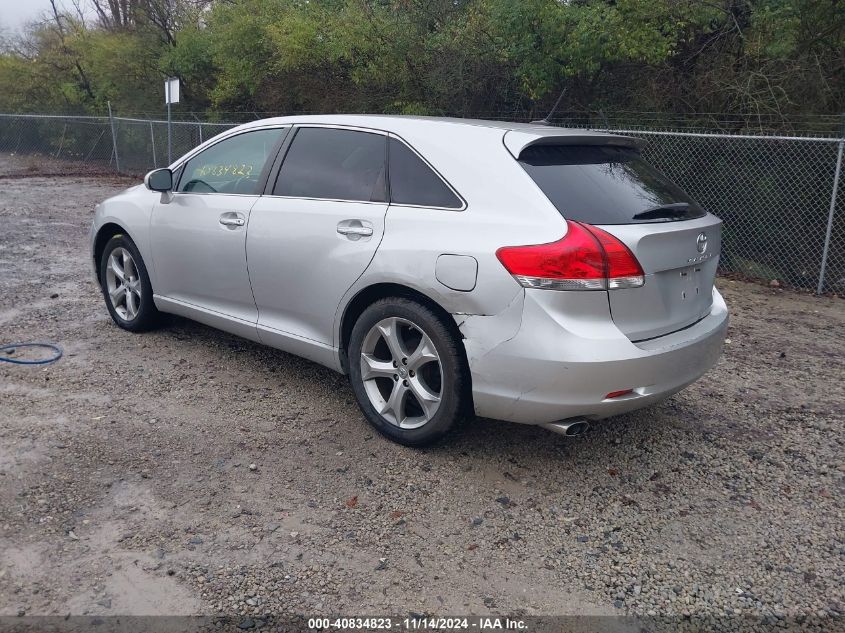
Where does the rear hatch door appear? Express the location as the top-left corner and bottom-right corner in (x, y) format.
(517, 142), (721, 341)
(598, 216), (721, 340)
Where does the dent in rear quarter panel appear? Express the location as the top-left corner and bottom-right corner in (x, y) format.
(455, 289), (526, 396)
(93, 185), (158, 284)
(467, 289), (622, 421)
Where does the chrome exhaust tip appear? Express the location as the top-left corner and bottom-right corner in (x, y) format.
(541, 418), (590, 437)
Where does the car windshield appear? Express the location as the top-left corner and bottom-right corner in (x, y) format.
(518, 145), (706, 224)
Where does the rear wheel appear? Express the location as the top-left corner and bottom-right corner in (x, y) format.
(99, 234), (160, 332)
(348, 297), (468, 446)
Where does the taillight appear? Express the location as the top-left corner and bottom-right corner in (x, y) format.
(496, 220), (644, 291)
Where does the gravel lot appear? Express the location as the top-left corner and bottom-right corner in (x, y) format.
(1, 155), (843, 627)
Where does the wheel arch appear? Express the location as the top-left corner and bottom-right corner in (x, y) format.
(338, 284), (470, 394)
(93, 222), (132, 283)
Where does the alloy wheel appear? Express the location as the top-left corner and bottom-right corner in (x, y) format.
(359, 317), (443, 429)
(105, 247), (142, 321)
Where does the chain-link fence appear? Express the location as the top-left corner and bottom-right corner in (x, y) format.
(0, 114), (114, 168)
(1, 112), (842, 294)
(110, 116), (238, 172)
(0, 113), (237, 173)
(617, 129), (845, 295)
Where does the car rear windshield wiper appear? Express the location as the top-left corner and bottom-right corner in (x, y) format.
(631, 203), (692, 221)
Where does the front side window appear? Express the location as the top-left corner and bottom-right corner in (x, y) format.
(388, 138), (462, 209)
(274, 127), (387, 202)
(177, 128), (285, 195)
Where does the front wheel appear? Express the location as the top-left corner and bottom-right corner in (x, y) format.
(348, 297), (469, 446)
(99, 234), (160, 332)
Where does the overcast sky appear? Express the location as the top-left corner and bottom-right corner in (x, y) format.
(1, 0), (57, 33)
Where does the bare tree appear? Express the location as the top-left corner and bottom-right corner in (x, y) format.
(48, 0), (96, 100)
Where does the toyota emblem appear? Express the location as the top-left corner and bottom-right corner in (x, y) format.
(696, 232), (708, 254)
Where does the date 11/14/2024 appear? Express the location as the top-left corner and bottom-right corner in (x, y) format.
(307, 617), (528, 630)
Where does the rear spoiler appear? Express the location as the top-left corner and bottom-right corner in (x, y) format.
(503, 128), (645, 159)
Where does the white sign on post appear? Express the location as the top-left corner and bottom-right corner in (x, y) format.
(165, 77), (180, 165)
(165, 77), (180, 104)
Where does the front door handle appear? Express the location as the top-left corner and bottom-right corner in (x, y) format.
(337, 220), (373, 240)
(219, 214), (245, 228)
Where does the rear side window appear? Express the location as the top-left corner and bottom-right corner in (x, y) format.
(274, 127), (386, 202)
(518, 145), (705, 224)
(388, 138), (462, 209)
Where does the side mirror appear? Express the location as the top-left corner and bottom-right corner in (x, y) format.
(144, 168), (173, 192)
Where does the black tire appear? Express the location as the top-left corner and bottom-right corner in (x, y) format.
(348, 297), (469, 447)
(99, 234), (160, 332)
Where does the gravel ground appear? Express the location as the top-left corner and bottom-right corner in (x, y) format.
(1, 156), (843, 628)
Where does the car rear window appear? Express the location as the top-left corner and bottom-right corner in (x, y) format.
(518, 145), (706, 224)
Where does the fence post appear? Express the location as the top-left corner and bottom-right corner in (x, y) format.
(107, 101), (121, 173)
(197, 121), (203, 144)
(167, 99), (173, 165)
(150, 121), (157, 168)
(817, 115), (845, 294)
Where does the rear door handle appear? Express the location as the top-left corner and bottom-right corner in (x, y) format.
(337, 220), (373, 240)
(219, 214), (245, 228)
(337, 225), (373, 237)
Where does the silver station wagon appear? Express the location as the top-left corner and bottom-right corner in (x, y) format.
(90, 116), (728, 446)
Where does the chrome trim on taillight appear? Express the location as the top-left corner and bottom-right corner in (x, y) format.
(514, 274), (644, 291)
(607, 275), (645, 289)
(514, 275), (606, 291)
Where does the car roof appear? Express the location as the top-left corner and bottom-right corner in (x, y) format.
(234, 115), (643, 156)
(239, 114), (556, 132)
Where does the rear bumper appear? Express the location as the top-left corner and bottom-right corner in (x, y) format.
(466, 287), (728, 425)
